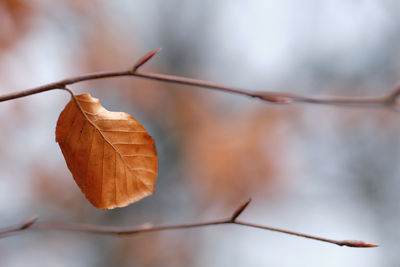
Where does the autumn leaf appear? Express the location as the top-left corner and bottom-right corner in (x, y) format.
(55, 93), (158, 209)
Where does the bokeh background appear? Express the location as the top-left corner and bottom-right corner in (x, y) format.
(1, 1), (400, 266)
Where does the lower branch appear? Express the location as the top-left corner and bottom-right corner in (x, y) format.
(0, 199), (377, 248)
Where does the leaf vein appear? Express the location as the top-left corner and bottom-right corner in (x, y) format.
(101, 130), (146, 133)
(123, 154), (156, 158)
(127, 167), (157, 175)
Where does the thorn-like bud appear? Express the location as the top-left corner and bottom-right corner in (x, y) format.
(20, 215), (39, 230)
(132, 48), (162, 72)
(231, 198), (252, 221)
(341, 240), (379, 248)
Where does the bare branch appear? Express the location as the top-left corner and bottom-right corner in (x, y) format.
(0, 200), (377, 248)
(0, 49), (398, 111)
(233, 220), (378, 248)
(0, 215), (38, 237)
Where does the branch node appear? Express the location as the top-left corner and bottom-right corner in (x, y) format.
(384, 82), (400, 108)
(230, 198), (252, 222)
(131, 48), (162, 72)
(139, 222), (153, 230)
(258, 94), (292, 104)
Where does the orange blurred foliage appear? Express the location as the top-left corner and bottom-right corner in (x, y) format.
(0, 0), (34, 50)
(177, 94), (285, 205)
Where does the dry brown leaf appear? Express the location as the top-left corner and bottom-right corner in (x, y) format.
(56, 93), (158, 209)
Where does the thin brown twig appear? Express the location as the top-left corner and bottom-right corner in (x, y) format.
(0, 199), (378, 248)
(0, 216), (38, 237)
(0, 48), (398, 110)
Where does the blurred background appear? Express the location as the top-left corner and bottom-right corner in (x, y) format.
(0, 0), (400, 266)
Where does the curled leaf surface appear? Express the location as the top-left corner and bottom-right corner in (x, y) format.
(56, 93), (158, 209)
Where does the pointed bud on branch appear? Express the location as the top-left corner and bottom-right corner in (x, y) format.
(131, 48), (162, 72)
(20, 216), (39, 230)
(230, 198), (252, 221)
(339, 240), (379, 248)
